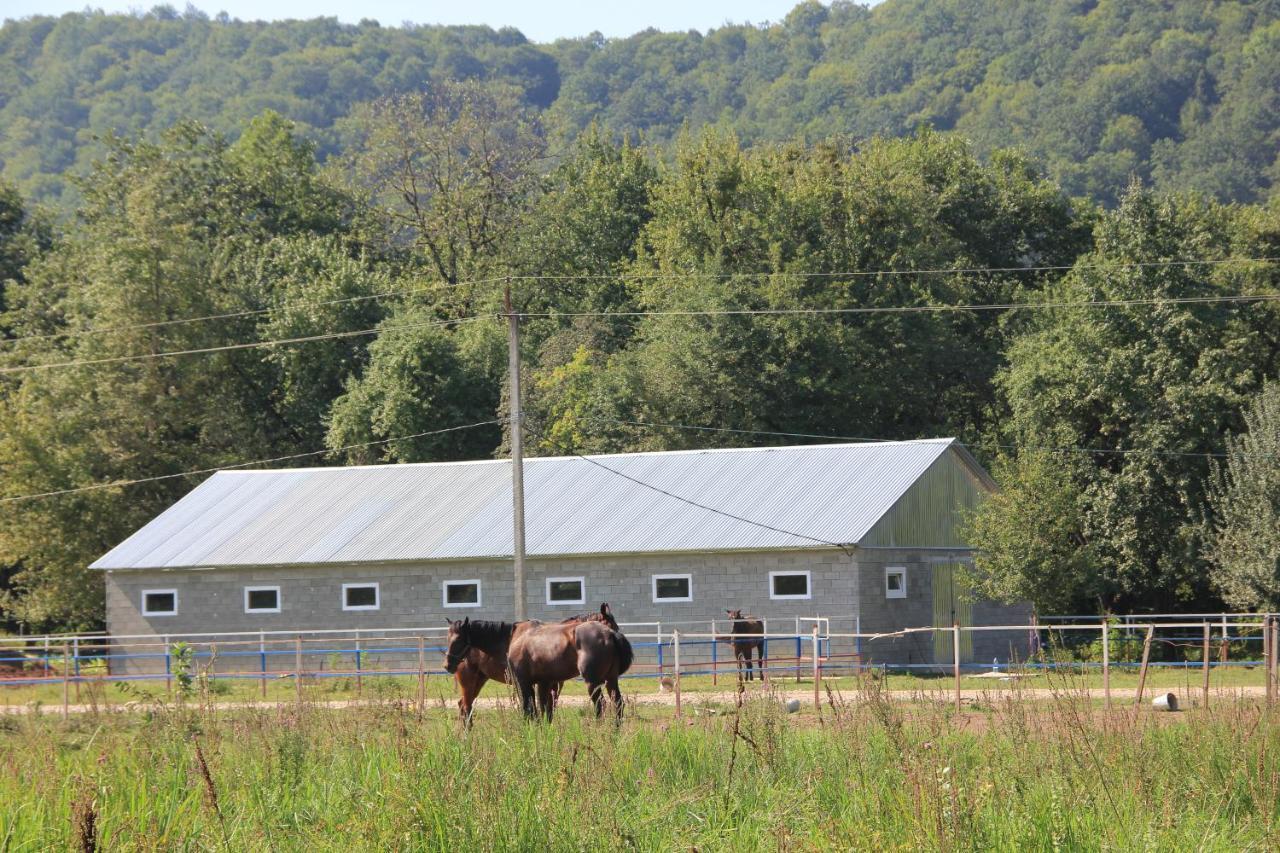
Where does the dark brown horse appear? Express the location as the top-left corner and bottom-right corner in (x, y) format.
(724, 609), (765, 682)
(442, 606), (622, 724)
(442, 618), (531, 724)
(506, 603), (634, 722)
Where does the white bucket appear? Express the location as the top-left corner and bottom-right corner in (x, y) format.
(1152, 692), (1179, 712)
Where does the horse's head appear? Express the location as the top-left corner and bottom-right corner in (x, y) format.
(726, 608), (744, 621)
(443, 617), (471, 674)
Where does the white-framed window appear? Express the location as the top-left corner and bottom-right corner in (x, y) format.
(141, 589), (178, 616)
(652, 573), (693, 603)
(885, 567), (908, 599)
(768, 570), (811, 601)
(244, 585), (282, 614)
(546, 576), (585, 606)
(443, 579), (482, 608)
(342, 582), (380, 612)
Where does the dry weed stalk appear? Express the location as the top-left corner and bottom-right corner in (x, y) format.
(70, 779), (98, 853)
(191, 735), (222, 821)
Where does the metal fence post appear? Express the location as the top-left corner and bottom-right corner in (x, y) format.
(656, 622), (663, 675)
(417, 634), (426, 713)
(355, 629), (362, 698)
(260, 632), (267, 699)
(1266, 616), (1275, 709)
(952, 623), (961, 713)
(711, 619), (718, 687)
(1264, 612), (1274, 701)
(761, 618), (769, 684)
(72, 636), (80, 703)
(672, 629), (682, 717)
(855, 614), (863, 667)
(164, 636), (172, 700)
(812, 626), (821, 713)
(62, 642), (70, 719)
(295, 635), (303, 706)
(795, 617), (802, 684)
(1101, 620), (1111, 709)
(1201, 621), (1211, 710)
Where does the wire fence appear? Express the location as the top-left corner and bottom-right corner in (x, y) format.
(4, 614), (1280, 717)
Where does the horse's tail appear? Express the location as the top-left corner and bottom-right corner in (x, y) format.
(612, 629), (634, 675)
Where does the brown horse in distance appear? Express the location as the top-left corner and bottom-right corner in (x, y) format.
(506, 604), (634, 722)
(442, 606), (621, 724)
(724, 609), (765, 682)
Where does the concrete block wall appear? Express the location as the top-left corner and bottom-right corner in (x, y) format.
(103, 549), (858, 675)
(101, 546), (1030, 676)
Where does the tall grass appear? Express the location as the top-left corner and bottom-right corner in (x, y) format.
(1, 686), (1278, 850)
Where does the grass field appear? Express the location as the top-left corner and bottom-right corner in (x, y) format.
(2, 681), (1280, 850)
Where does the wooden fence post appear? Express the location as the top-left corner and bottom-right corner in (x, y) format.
(1101, 620), (1111, 710)
(1134, 625), (1154, 708)
(1201, 622), (1211, 710)
(812, 626), (821, 713)
(672, 629), (682, 718)
(295, 635), (303, 706)
(953, 623), (961, 713)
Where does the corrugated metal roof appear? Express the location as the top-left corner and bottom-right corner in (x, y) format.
(91, 439), (975, 570)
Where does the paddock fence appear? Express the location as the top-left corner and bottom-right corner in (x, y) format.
(4, 614), (1280, 716)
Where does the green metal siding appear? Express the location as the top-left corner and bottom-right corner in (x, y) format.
(859, 449), (990, 549)
(931, 562), (974, 663)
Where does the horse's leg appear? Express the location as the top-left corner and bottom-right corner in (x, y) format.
(536, 682), (555, 723)
(586, 680), (606, 718)
(607, 677), (624, 723)
(457, 666), (488, 727)
(515, 674), (537, 720)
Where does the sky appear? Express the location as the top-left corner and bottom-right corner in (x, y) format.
(0, 1), (881, 43)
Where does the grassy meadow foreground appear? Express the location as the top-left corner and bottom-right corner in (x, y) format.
(2, 685), (1279, 851)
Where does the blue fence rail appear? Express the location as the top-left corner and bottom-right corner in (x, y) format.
(4, 616), (1279, 713)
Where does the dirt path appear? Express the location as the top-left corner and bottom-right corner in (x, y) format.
(1, 683), (1269, 717)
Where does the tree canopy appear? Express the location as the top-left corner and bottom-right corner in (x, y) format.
(3, 1), (1280, 210)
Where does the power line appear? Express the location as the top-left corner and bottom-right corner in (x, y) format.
(0, 418), (506, 505)
(516, 293), (1280, 320)
(8, 291), (1275, 377)
(0, 276), (489, 348)
(5, 255), (1274, 348)
(0, 315), (485, 375)
(524, 419), (853, 554)
(500, 255), (1280, 282)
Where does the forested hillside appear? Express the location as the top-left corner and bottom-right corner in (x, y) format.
(3, 0), (1279, 209)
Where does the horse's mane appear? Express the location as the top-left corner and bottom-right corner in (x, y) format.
(464, 619), (515, 649)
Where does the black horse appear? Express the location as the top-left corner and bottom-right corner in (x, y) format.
(724, 609), (765, 682)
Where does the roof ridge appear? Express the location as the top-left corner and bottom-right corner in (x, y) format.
(213, 438), (958, 476)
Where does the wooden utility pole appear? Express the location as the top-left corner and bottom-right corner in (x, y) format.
(505, 284), (528, 621)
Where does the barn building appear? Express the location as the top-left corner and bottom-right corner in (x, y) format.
(93, 439), (1031, 670)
